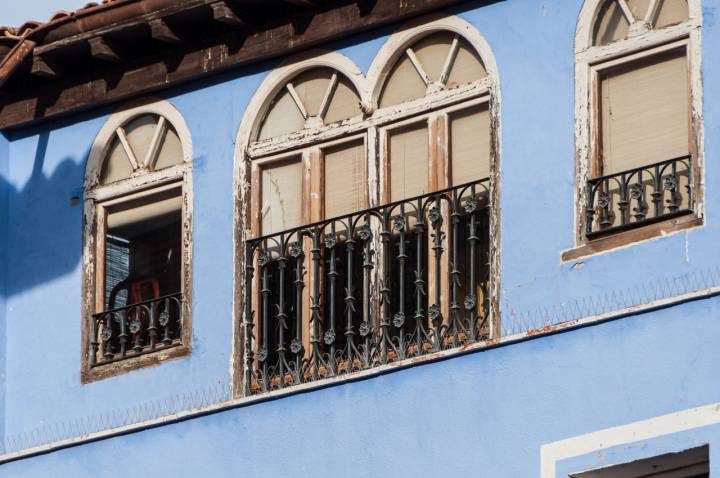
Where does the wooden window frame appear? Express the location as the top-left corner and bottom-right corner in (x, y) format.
(233, 15), (502, 398)
(565, 0), (703, 261)
(81, 100), (194, 383)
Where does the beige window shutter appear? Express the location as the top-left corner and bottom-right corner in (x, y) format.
(450, 105), (491, 185)
(324, 140), (366, 219)
(628, 0), (652, 19)
(293, 69), (333, 118)
(446, 42), (487, 89)
(153, 126), (184, 171)
(594, 1), (630, 46)
(124, 115), (157, 166)
(324, 77), (362, 125)
(257, 89), (306, 141)
(600, 51), (689, 175)
(261, 158), (303, 234)
(389, 123), (429, 202)
(101, 136), (134, 184)
(654, 0), (689, 28)
(379, 54), (428, 108)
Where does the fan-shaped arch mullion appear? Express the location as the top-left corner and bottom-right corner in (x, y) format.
(644, 0), (661, 23)
(143, 116), (167, 171)
(439, 34), (460, 87)
(405, 47), (432, 86)
(616, 0), (637, 23)
(317, 72), (338, 122)
(114, 127), (140, 171)
(285, 82), (310, 120)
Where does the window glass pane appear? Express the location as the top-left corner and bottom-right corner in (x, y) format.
(389, 123), (429, 202)
(654, 0), (689, 28)
(261, 158), (303, 234)
(154, 125), (184, 171)
(379, 54), (428, 108)
(594, 1), (630, 46)
(324, 140), (365, 218)
(600, 51), (689, 174)
(124, 114), (158, 168)
(450, 105), (491, 185)
(100, 136), (134, 185)
(104, 187), (182, 310)
(324, 77), (362, 125)
(257, 89), (306, 141)
(446, 41), (487, 89)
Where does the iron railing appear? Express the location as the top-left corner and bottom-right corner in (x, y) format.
(90, 292), (184, 366)
(244, 178), (492, 394)
(586, 156), (693, 237)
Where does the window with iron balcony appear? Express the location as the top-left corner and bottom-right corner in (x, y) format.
(567, 0), (702, 260)
(82, 100), (194, 382)
(240, 20), (500, 395)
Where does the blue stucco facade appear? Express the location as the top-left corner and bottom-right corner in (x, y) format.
(0, 0), (719, 476)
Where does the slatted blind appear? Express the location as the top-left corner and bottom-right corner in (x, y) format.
(450, 106), (491, 185)
(124, 115), (157, 165)
(389, 123), (429, 202)
(600, 51), (689, 174)
(261, 158), (303, 234)
(324, 141), (366, 219)
(257, 89), (306, 141)
(379, 54), (428, 108)
(154, 126), (184, 171)
(101, 136), (134, 184)
(655, 0), (689, 28)
(324, 77), (362, 125)
(293, 69), (332, 118)
(446, 42), (487, 89)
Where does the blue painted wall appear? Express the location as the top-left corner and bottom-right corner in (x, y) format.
(1, 0), (719, 475)
(0, 131), (8, 453)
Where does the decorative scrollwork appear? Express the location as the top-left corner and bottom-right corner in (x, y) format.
(464, 198), (478, 214)
(100, 327), (112, 342)
(289, 241), (303, 258)
(428, 304), (441, 322)
(597, 191), (610, 209)
(359, 321), (371, 337)
(159, 309), (170, 327)
(393, 215), (406, 231)
(257, 347), (268, 362)
(664, 175), (678, 191)
(358, 224), (372, 241)
(428, 206), (442, 225)
(290, 338), (303, 354)
(629, 183), (643, 200)
(324, 330), (336, 345)
(464, 294), (477, 311)
(323, 233), (337, 249)
(258, 251), (269, 267)
(128, 318), (142, 334)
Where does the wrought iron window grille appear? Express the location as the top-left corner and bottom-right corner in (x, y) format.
(244, 178), (492, 395)
(586, 155), (693, 237)
(90, 292), (184, 367)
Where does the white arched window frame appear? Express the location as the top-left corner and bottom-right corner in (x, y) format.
(82, 99), (194, 382)
(233, 15), (501, 396)
(569, 0), (703, 258)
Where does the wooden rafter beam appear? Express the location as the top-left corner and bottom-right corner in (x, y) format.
(282, 0), (323, 6)
(0, 0), (478, 130)
(211, 2), (245, 27)
(149, 18), (181, 44)
(89, 37), (122, 63)
(31, 55), (60, 79)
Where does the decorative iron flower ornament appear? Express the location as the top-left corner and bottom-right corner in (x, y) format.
(393, 215), (406, 232)
(323, 233), (337, 249)
(597, 191), (610, 208)
(257, 251), (269, 267)
(393, 312), (406, 328)
(290, 338), (303, 354)
(428, 206), (442, 225)
(288, 241), (303, 258)
(464, 294), (477, 311)
(358, 224), (372, 241)
(428, 304), (441, 321)
(359, 321), (371, 337)
(324, 330), (336, 345)
(629, 183), (643, 200)
(663, 175), (678, 190)
(128, 318), (142, 334)
(464, 198), (478, 214)
(256, 347), (268, 362)
(100, 328), (113, 342)
(159, 309), (170, 327)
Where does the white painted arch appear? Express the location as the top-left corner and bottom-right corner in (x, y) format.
(84, 98), (194, 190)
(366, 13), (500, 108)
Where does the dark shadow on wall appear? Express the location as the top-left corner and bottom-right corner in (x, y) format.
(0, 131), (88, 298)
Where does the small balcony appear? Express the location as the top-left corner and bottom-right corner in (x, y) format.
(586, 155), (693, 237)
(90, 293), (185, 366)
(244, 178), (492, 394)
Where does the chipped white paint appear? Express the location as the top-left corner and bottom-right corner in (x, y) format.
(541, 401), (720, 478)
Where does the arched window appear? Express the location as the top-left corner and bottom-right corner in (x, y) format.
(82, 100), (193, 381)
(570, 0), (702, 256)
(237, 16), (500, 395)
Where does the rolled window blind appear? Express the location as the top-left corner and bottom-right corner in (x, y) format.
(450, 106), (491, 185)
(261, 158), (303, 234)
(324, 141), (365, 219)
(600, 51), (689, 175)
(389, 123), (429, 202)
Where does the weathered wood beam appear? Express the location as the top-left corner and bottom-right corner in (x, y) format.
(0, 0), (475, 130)
(31, 55), (60, 79)
(149, 18), (181, 44)
(89, 37), (122, 63)
(211, 2), (245, 27)
(283, 0), (323, 6)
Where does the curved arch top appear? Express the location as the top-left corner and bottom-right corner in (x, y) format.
(366, 13), (500, 107)
(235, 50), (369, 152)
(574, 0), (701, 52)
(85, 98), (193, 190)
